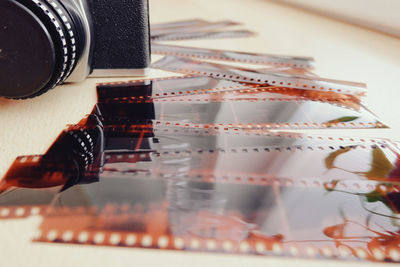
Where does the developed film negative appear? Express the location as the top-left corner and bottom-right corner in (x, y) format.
(95, 94), (384, 130)
(151, 44), (315, 69)
(33, 176), (400, 262)
(3, 120), (395, 263)
(152, 30), (255, 41)
(95, 76), (382, 130)
(151, 20), (239, 37)
(0, 78), (398, 263)
(97, 76), (252, 100)
(151, 19), (210, 30)
(97, 75), (357, 102)
(152, 56), (367, 96)
(151, 19), (254, 41)
(98, 76), (362, 106)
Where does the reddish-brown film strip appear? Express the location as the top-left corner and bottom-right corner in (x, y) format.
(95, 77), (382, 130)
(31, 177), (400, 263)
(97, 76), (361, 106)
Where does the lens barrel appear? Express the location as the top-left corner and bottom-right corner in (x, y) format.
(0, 0), (83, 98)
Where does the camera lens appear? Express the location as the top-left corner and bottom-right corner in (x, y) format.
(0, 0), (83, 98)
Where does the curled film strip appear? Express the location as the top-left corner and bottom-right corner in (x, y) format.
(152, 56), (367, 96)
(151, 43), (315, 69)
(94, 77), (379, 130)
(97, 75), (251, 101)
(151, 19), (210, 31)
(152, 30), (255, 41)
(151, 20), (240, 37)
(96, 76), (362, 112)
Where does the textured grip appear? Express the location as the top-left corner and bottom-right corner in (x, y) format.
(89, 0), (150, 70)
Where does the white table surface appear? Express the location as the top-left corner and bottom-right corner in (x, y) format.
(0, 0), (399, 266)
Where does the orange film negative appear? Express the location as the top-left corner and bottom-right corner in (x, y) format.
(152, 56), (367, 96)
(151, 43), (314, 69)
(97, 76), (361, 105)
(32, 175), (400, 263)
(97, 76), (253, 100)
(95, 76), (382, 130)
(0, 117), (399, 263)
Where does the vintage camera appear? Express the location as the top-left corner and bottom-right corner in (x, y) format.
(0, 0), (151, 99)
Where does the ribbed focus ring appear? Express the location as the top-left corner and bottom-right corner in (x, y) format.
(31, 0), (67, 87)
(28, 0), (77, 95)
(0, 0), (86, 98)
(44, 0), (78, 81)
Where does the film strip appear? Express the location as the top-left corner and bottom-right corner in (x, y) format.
(97, 76), (362, 110)
(257, 66), (319, 77)
(97, 76), (252, 101)
(150, 19), (254, 41)
(102, 123), (394, 149)
(31, 177), (400, 263)
(151, 19), (210, 30)
(151, 44), (315, 69)
(151, 20), (239, 37)
(152, 30), (255, 41)
(95, 76), (381, 130)
(0, 205), (48, 219)
(102, 91), (363, 113)
(152, 56), (367, 96)
(99, 142), (400, 185)
(95, 97), (385, 130)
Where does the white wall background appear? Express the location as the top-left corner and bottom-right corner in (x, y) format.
(273, 0), (400, 37)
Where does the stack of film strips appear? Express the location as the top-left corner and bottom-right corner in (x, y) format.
(0, 19), (399, 264)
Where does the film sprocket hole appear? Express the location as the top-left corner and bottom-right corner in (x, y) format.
(0, 0), (151, 99)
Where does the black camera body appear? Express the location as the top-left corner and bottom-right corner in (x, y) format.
(0, 0), (151, 98)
